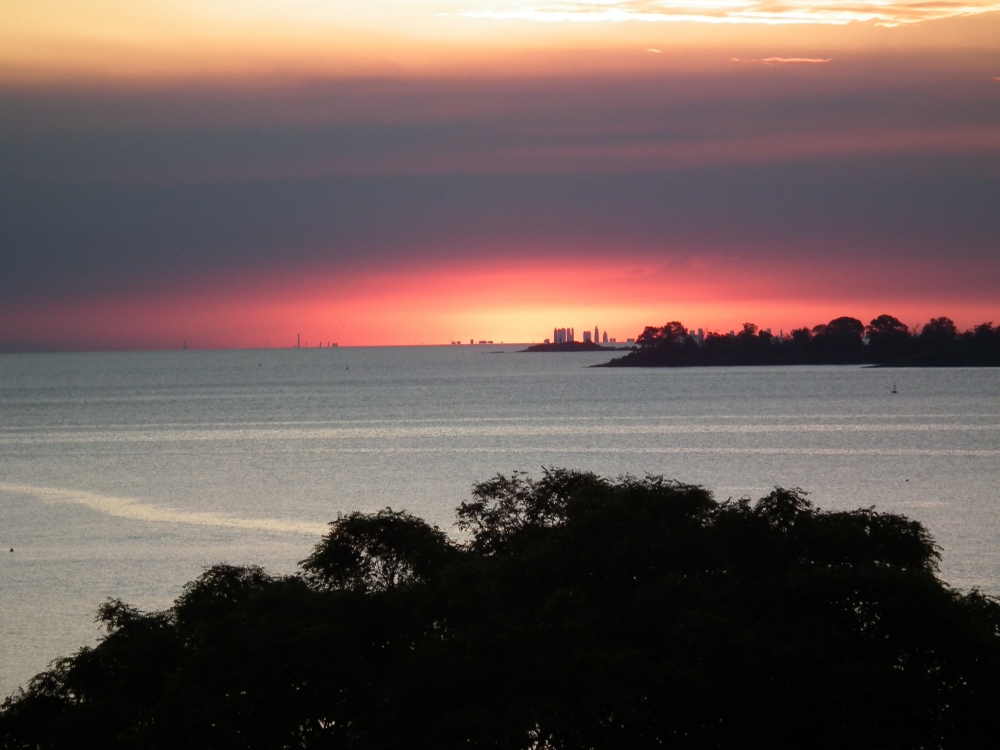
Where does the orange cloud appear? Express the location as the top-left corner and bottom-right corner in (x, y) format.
(460, 0), (1000, 27)
(3, 0), (1000, 86)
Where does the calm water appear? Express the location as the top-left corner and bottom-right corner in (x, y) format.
(2, 347), (999, 696)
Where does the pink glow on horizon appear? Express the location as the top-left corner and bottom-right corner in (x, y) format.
(2, 254), (998, 350)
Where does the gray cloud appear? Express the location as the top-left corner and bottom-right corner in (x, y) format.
(3, 60), (998, 184)
(1, 58), (998, 304)
(2, 156), (997, 302)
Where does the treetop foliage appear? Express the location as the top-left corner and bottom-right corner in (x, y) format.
(300, 508), (451, 592)
(606, 314), (1000, 366)
(3, 469), (999, 749)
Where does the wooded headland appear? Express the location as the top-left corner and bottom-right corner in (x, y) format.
(601, 315), (1000, 367)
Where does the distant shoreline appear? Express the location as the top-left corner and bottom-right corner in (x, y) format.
(596, 317), (1000, 368)
(0, 343), (55, 354)
(597, 348), (1000, 368)
(519, 342), (631, 353)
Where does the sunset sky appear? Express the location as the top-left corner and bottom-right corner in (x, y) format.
(1, 0), (998, 348)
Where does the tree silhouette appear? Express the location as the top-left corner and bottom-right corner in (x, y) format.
(603, 313), (1000, 367)
(920, 317), (959, 351)
(300, 508), (452, 591)
(4, 470), (1000, 749)
(866, 314), (913, 362)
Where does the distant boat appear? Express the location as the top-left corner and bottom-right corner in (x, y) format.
(892, 382), (897, 394)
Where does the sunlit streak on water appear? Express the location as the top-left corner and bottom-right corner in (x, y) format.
(0, 483), (326, 536)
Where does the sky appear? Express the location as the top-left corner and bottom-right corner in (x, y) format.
(1, 0), (998, 348)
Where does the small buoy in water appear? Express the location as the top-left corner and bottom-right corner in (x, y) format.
(8, 548), (12, 553)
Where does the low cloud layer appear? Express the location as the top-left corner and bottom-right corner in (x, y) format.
(460, 0), (1000, 27)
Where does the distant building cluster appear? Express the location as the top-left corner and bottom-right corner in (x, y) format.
(552, 327), (574, 344)
(546, 326), (616, 345)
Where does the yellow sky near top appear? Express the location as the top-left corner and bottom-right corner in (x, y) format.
(1, 0), (999, 83)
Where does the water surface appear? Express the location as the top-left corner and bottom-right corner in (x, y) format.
(2, 347), (998, 695)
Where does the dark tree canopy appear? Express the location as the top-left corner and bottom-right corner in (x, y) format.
(4, 469), (1000, 750)
(866, 314), (913, 361)
(636, 321), (689, 348)
(920, 317), (959, 350)
(603, 313), (1000, 366)
(300, 508), (453, 592)
(629, 322), (701, 364)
